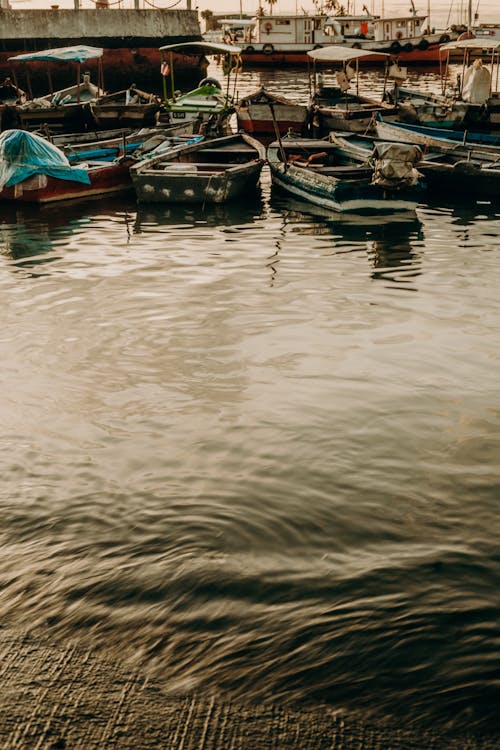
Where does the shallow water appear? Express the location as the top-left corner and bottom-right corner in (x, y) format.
(0, 66), (500, 737)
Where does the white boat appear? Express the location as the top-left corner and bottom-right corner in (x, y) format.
(238, 7), (459, 66)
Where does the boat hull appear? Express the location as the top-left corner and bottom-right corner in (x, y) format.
(237, 103), (308, 136)
(133, 161), (263, 204)
(0, 161), (133, 203)
(269, 162), (420, 214)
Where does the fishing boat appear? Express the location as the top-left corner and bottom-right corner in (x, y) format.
(267, 135), (424, 213)
(131, 133), (266, 204)
(8, 46), (106, 133)
(375, 114), (500, 150)
(439, 38), (500, 130)
(330, 130), (500, 200)
(0, 127), (198, 203)
(306, 47), (399, 135)
(158, 42), (242, 135)
(90, 85), (162, 129)
(236, 87), (308, 137)
(238, 7), (460, 67)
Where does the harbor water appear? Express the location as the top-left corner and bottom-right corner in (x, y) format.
(1, 65), (500, 739)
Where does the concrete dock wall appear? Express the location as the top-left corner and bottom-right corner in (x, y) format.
(0, 8), (201, 48)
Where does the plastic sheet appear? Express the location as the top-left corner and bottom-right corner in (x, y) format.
(0, 129), (90, 189)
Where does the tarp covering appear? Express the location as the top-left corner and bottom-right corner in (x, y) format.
(371, 142), (422, 187)
(8, 46), (104, 63)
(307, 46), (389, 62)
(0, 130), (90, 189)
(462, 60), (491, 104)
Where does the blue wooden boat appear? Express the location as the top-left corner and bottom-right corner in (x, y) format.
(375, 115), (500, 151)
(267, 136), (425, 214)
(329, 131), (500, 200)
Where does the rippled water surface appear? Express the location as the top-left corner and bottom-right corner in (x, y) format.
(1, 66), (500, 738)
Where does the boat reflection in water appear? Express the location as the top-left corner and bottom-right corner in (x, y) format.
(133, 191), (265, 234)
(0, 197), (134, 268)
(270, 189), (423, 283)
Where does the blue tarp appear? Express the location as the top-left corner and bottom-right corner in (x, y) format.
(0, 130), (91, 189)
(8, 46), (104, 63)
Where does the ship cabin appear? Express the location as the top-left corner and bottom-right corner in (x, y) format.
(252, 13), (376, 46)
(371, 15), (427, 43)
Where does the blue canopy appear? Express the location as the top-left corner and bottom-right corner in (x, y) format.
(0, 130), (90, 189)
(8, 46), (104, 63)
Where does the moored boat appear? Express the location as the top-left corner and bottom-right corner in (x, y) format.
(0, 127), (199, 203)
(330, 130), (500, 200)
(267, 135), (424, 213)
(236, 87), (308, 137)
(238, 9), (460, 67)
(375, 114), (500, 150)
(306, 47), (399, 135)
(7, 46), (106, 133)
(90, 85), (162, 129)
(131, 132), (266, 204)
(158, 42), (242, 135)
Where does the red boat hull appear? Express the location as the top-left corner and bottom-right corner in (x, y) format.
(0, 160), (133, 203)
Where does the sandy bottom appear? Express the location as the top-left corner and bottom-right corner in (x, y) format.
(0, 628), (497, 750)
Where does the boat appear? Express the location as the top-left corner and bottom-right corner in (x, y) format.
(130, 133), (266, 204)
(238, 8), (460, 67)
(375, 114), (500, 150)
(236, 87), (308, 137)
(306, 47), (399, 135)
(158, 42), (242, 135)
(439, 38), (500, 129)
(267, 135), (425, 213)
(8, 46), (106, 133)
(0, 127), (199, 203)
(330, 130), (500, 200)
(90, 85), (162, 129)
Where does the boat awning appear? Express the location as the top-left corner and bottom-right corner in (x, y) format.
(307, 46), (390, 62)
(440, 38), (500, 53)
(8, 46), (104, 63)
(159, 41), (242, 55)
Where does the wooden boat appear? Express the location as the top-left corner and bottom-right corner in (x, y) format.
(236, 87), (308, 137)
(90, 85), (162, 129)
(439, 38), (500, 129)
(383, 84), (473, 129)
(131, 133), (266, 204)
(330, 131), (500, 200)
(375, 115), (500, 151)
(0, 127), (199, 204)
(306, 47), (399, 135)
(8, 46), (106, 132)
(267, 135), (424, 213)
(158, 42), (242, 135)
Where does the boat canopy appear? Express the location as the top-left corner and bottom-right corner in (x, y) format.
(307, 46), (389, 62)
(159, 41), (242, 55)
(8, 46), (104, 63)
(440, 38), (500, 53)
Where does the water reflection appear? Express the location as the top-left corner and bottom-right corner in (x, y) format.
(270, 188), (424, 285)
(133, 191), (265, 234)
(0, 198), (135, 267)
